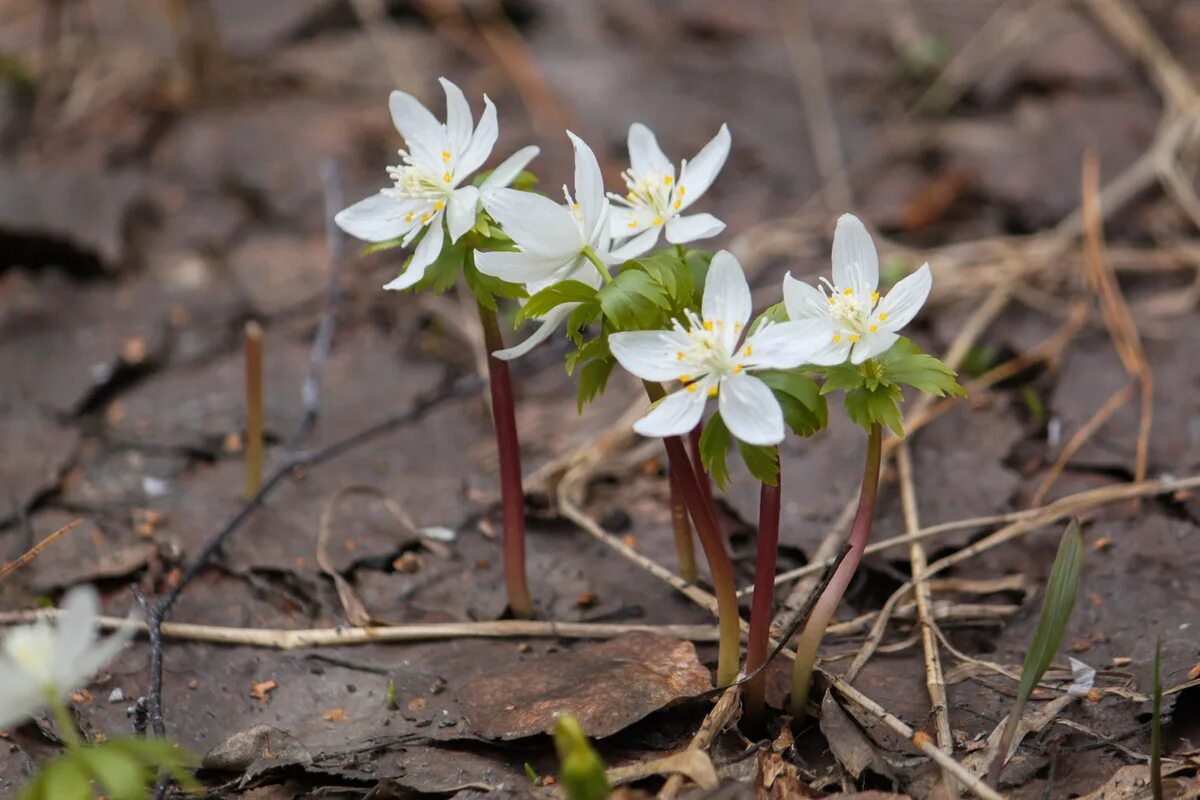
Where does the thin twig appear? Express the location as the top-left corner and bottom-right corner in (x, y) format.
(0, 518), (81, 583)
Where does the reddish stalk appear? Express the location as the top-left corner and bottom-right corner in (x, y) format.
(688, 423), (716, 512)
(668, 469), (699, 583)
(789, 423), (882, 720)
(645, 383), (740, 685)
(243, 321), (264, 499)
(477, 302), (533, 619)
(744, 456), (782, 729)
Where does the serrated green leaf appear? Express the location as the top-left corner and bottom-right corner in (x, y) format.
(877, 337), (966, 397)
(698, 412), (733, 490)
(565, 335), (609, 376)
(844, 384), (904, 436)
(565, 301), (602, 345)
(991, 519), (1084, 780)
(517, 280), (598, 324)
(748, 301), (789, 335)
(597, 268), (672, 331)
(576, 356), (614, 412)
(818, 362), (864, 394)
(757, 370), (827, 437)
(463, 250), (524, 311)
(736, 440), (779, 485)
(683, 249), (714, 296)
(627, 248), (696, 310)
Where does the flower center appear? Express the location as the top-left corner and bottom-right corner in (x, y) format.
(820, 279), (880, 336)
(671, 310), (750, 393)
(4, 624), (56, 677)
(385, 149), (455, 201)
(610, 171), (683, 226)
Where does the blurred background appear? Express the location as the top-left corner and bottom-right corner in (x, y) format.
(1, 0), (1199, 795)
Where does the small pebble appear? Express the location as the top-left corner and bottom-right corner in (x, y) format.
(108, 688), (125, 703)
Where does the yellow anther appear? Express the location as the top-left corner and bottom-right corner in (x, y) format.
(676, 351), (685, 361)
(707, 385), (719, 397)
(687, 383), (699, 393)
(733, 364), (743, 374)
(663, 175), (673, 185)
(871, 291), (880, 303)
(404, 212), (415, 222)
(674, 199), (682, 210)
(442, 150), (451, 162)
(869, 324), (878, 332)
(733, 322), (743, 331)
(421, 213), (430, 224)
(832, 335), (842, 343)
(678, 186), (686, 196)
(744, 345), (753, 356)
(442, 171), (452, 182)
(703, 320), (714, 331)
(679, 374), (690, 382)
(627, 220), (638, 228)
(627, 191), (636, 201)
(433, 200), (445, 211)
(878, 312), (889, 321)
(849, 335), (860, 343)
(652, 216), (664, 226)
(827, 296), (835, 305)
(843, 287), (853, 296)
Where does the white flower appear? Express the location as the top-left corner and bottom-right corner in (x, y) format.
(609, 250), (820, 446)
(1067, 657), (1096, 698)
(608, 123), (730, 261)
(476, 132), (615, 360)
(0, 586), (134, 730)
(782, 213), (932, 365)
(334, 77), (539, 291)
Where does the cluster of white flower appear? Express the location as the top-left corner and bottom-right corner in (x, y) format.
(337, 78), (933, 448)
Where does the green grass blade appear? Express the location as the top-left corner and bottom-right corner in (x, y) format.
(989, 518), (1084, 783)
(1151, 635), (1163, 800)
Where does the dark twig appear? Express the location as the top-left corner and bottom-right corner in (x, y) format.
(130, 587), (165, 738)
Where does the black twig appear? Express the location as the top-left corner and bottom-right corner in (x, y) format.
(130, 587), (166, 738)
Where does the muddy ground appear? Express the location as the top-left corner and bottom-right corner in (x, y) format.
(1, 0), (1199, 798)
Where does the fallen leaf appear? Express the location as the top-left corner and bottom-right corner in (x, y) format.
(202, 725), (312, 772)
(459, 634), (711, 740)
(819, 693), (895, 780)
(250, 680), (278, 703)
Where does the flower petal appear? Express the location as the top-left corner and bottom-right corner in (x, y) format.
(0, 664), (43, 730)
(609, 330), (694, 382)
(665, 212), (724, 244)
(831, 213), (879, 295)
(610, 226), (660, 261)
(483, 188), (580, 256)
(782, 273), (830, 320)
(566, 131), (606, 241)
(850, 330), (899, 364)
(874, 263), (931, 333)
(677, 124), (730, 210)
(54, 586), (99, 679)
(389, 89), (446, 163)
(633, 385), (709, 439)
(741, 320), (826, 370)
(383, 219), (444, 291)
(493, 304), (574, 360)
(627, 122), (673, 177)
(438, 77), (473, 156)
(455, 95), (498, 179)
(447, 186), (479, 243)
(792, 317), (854, 366)
(702, 250), (752, 337)
(480, 145), (540, 195)
(334, 193), (414, 243)
(474, 249), (569, 285)
(718, 373), (784, 446)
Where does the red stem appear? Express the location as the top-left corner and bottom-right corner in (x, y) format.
(668, 468), (699, 583)
(744, 456), (781, 728)
(688, 423), (716, 512)
(789, 423), (882, 719)
(477, 302), (532, 619)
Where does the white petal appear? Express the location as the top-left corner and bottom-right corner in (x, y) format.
(1067, 658), (1096, 697)
(665, 212), (724, 244)
(474, 249), (568, 284)
(609, 330), (694, 382)
(480, 146), (540, 195)
(389, 89), (446, 163)
(455, 95), (498, 180)
(741, 320), (826, 370)
(633, 385), (709, 439)
(677, 124), (730, 210)
(831, 213), (879, 296)
(610, 227), (660, 261)
(483, 188), (580, 257)
(438, 77), (473, 155)
(796, 318), (854, 366)
(874, 263), (931, 333)
(447, 186), (479, 243)
(850, 330), (899, 364)
(566, 131), (606, 240)
(383, 219), (444, 291)
(334, 193), (413, 243)
(627, 122), (673, 177)
(53, 587), (99, 684)
(71, 621), (136, 692)
(0, 665), (43, 729)
(493, 304), (574, 360)
(782, 273), (830, 320)
(702, 250), (752, 335)
(718, 373), (784, 446)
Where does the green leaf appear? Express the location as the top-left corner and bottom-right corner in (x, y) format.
(877, 337), (966, 397)
(23, 756), (91, 800)
(757, 371), (827, 437)
(576, 356), (614, 412)
(361, 236), (407, 255)
(736, 439), (779, 485)
(597, 268), (672, 331)
(565, 335), (609, 376)
(698, 413), (733, 490)
(818, 362), (865, 395)
(516, 280), (599, 324)
(990, 519), (1084, 781)
(683, 248), (714, 296)
(1151, 635), (1164, 800)
(424, 236), (468, 295)
(844, 384), (904, 436)
(464, 251), (525, 311)
(748, 301), (789, 335)
(565, 301), (602, 345)
(554, 714), (610, 800)
(76, 747), (147, 800)
(627, 249), (696, 310)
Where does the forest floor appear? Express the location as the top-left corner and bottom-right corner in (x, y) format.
(1, 0), (1200, 797)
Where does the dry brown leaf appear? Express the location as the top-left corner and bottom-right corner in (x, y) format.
(250, 680), (278, 703)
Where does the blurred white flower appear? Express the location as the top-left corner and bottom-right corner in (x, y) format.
(335, 77), (539, 291)
(1067, 657), (1096, 697)
(0, 586), (134, 730)
(477, 132), (615, 360)
(609, 250), (819, 446)
(609, 123), (730, 260)
(782, 213), (932, 365)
